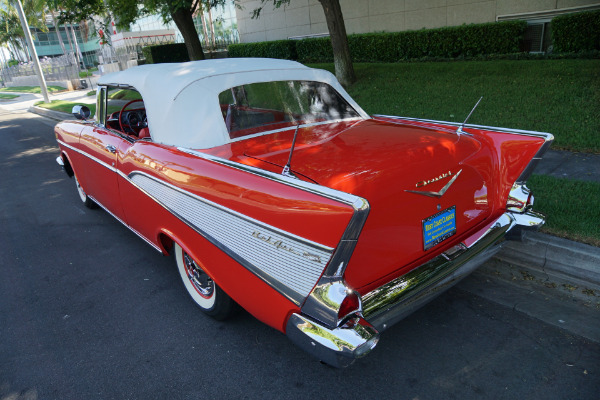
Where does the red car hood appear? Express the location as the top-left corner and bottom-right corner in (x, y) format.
(216, 119), (496, 292)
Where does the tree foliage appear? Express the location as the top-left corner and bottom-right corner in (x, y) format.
(1, 0), (49, 60)
(250, 0), (356, 86)
(50, 0), (105, 24)
(46, 0), (227, 61)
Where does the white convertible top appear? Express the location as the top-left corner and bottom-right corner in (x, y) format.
(98, 58), (369, 149)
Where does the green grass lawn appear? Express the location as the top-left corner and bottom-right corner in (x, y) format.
(0, 85), (66, 93)
(85, 89), (141, 99)
(35, 100), (96, 115)
(34, 100), (125, 116)
(0, 93), (19, 100)
(310, 59), (600, 153)
(79, 67), (98, 78)
(528, 174), (600, 246)
(108, 89), (143, 100)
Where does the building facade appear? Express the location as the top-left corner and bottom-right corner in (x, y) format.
(32, 23), (101, 67)
(235, 0), (600, 47)
(130, 2), (240, 51)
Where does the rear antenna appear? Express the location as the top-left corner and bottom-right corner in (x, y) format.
(282, 123), (300, 178)
(457, 96), (483, 136)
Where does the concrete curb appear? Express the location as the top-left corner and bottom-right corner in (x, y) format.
(28, 106), (74, 121)
(493, 231), (600, 296)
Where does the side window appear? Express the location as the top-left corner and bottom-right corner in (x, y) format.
(104, 87), (148, 138)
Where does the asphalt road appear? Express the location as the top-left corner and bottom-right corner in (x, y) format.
(1, 108), (598, 400)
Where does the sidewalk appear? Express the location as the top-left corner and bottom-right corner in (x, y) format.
(495, 149), (600, 293)
(536, 150), (600, 183)
(0, 86), (96, 115)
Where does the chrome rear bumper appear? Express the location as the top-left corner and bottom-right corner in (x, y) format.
(286, 209), (544, 366)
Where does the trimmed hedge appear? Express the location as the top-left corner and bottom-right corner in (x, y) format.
(395, 21), (526, 59)
(349, 32), (402, 62)
(228, 40), (297, 59)
(142, 43), (190, 64)
(296, 37), (333, 63)
(231, 21), (527, 63)
(552, 10), (600, 52)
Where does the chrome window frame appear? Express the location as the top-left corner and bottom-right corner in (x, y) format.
(96, 86), (107, 127)
(99, 85), (144, 144)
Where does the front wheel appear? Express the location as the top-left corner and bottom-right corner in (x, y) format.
(74, 174), (97, 209)
(174, 243), (236, 320)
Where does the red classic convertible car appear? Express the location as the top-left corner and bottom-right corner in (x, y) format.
(55, 58), (552, 367)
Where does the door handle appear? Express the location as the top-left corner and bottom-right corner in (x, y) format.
(106, 144), (117, 153)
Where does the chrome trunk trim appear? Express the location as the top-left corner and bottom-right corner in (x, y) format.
(373, 114), (554, 140)
(372, 115), (554, 185)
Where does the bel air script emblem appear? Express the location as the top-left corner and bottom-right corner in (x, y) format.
(252, 231), (322, 264)
(405, 169), (462, 198)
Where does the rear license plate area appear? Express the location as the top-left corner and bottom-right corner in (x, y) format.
(423, 206), (456, 250)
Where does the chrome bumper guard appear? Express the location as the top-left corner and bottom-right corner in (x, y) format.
(286, 209), (544, 366)
(286, 313), (379, 368)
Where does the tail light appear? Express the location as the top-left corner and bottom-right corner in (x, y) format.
(338, 291), (361, 323)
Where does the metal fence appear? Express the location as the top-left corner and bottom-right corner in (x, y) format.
(0, 54), (79, 86)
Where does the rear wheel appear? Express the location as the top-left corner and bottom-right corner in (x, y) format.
(174, 243), (236, 320)
(74, 174), (97, 209)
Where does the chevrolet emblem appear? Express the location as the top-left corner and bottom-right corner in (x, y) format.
(405, 169), (462, 198)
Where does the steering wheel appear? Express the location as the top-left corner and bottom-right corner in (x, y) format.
(119, 99), (145, 134)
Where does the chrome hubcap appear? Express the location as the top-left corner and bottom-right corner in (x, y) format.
(183, 253), (214, 298)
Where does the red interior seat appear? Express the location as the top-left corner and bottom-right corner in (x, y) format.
(138, 127), (150, 139)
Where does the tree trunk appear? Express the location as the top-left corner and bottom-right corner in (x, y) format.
(50, 10), (68, 58)
(63, 20), (75, 52)
(318, 0), (356, 86)
(207, 7), (216, 49)
(200, 11), (211, 48)
(20, 38), (30, 61)
(68, 24), (84, 69)
(171, 7), (205, 61)
(9, 41), (20, 61)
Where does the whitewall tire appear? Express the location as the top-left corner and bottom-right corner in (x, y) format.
(74, 174), (97, 209)
(174, 243), (236, 320)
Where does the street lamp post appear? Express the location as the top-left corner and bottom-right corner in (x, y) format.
(14, 0), (50, 103)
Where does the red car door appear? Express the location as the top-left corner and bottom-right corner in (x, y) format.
(77, 125), (131, 222)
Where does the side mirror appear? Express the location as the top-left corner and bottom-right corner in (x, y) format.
(72, 105), (91, 120)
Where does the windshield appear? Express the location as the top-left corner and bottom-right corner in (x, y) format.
(218, 80), (360, 140)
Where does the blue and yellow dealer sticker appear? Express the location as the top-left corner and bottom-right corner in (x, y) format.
(422, 206), (456, 250)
